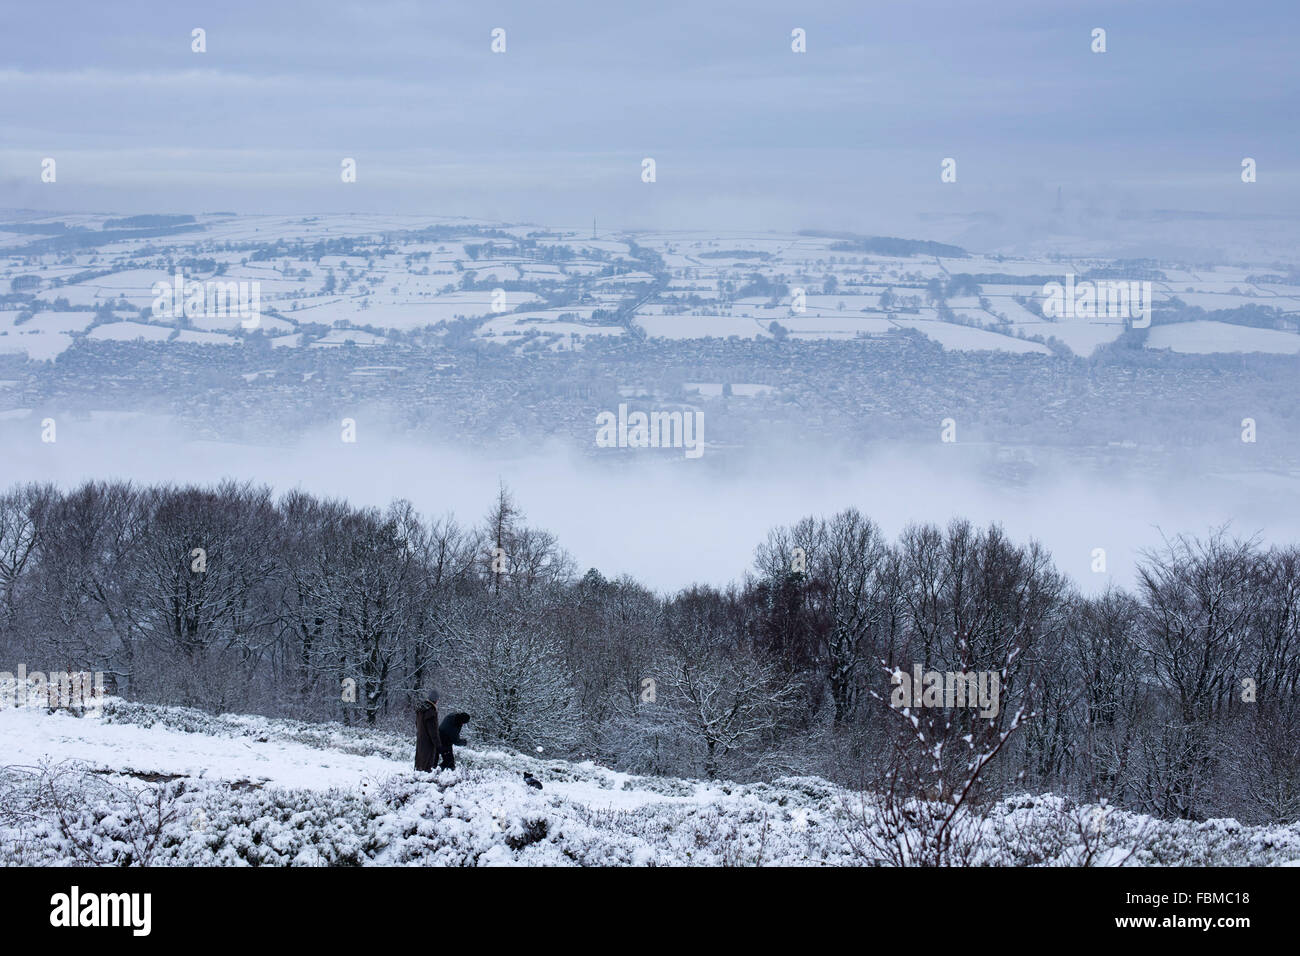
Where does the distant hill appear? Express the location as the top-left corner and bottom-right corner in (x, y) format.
(103, 214), (196, 230)
(798, 230), (968, 258)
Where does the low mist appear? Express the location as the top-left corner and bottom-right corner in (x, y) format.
(3, 413), (1293, 594)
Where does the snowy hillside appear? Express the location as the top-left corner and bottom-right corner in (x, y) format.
(3, 699), (1299, 867)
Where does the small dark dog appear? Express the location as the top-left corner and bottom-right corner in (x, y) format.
(437, 712), (471, 770)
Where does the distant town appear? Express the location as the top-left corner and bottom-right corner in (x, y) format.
(2, 211), (1298, 475)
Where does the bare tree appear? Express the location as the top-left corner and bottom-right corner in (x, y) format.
(449, 598), (581, 751)
(755, 508), (893, 726)
(660, 586), (799, 778)
(1135, 530), (1260, 819)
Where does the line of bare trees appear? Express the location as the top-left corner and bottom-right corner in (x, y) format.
(1, 480), (1296, 823)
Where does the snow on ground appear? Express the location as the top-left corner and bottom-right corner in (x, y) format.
(1146, 320), (1300, 355)
(311, 328), (388, 347)
(635, 313), (772, 339)
(3, 699), (1299, 866)
(87, 321), (172, 343)
(175, 330), (239, 346)
(892, 319), (1052, 354)
(0, 311), (98, 360)
(1016, 319), (1124, 356)
(1, 704), (396, 791)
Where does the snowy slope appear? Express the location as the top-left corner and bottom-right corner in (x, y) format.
(3, 699), (1299, 867)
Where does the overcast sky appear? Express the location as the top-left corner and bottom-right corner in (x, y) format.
(2, 0), (1296, 236)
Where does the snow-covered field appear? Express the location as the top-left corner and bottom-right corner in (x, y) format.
(3, 699), (1299, 866)
(1145, 320), (1300, 355)
(4, 212), (1299, 360)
